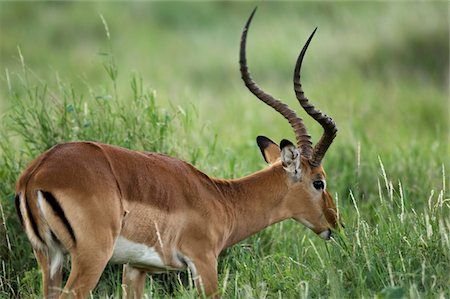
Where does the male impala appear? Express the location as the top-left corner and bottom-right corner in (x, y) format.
(15, 9), (339, 299)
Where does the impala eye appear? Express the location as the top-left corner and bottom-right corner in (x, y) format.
(313, 180), (324, 190)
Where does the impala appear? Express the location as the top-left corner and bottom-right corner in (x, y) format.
(15, 8), (339, 299)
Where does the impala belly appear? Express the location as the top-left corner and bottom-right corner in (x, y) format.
(110, 236), (185, 272)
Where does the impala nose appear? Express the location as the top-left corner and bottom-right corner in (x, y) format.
(319, 229), (332, 240)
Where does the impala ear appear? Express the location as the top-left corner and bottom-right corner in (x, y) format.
(256, 136), (280, 164)
(280, 139), (301, 180)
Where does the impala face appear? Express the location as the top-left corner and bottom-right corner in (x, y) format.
(257, 137), (338, 240)
(289, 163), (338, 239)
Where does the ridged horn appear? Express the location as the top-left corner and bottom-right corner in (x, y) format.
(293, 28), (337, 167)
(240, 8), (312, 154)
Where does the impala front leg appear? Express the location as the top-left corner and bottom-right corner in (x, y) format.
(184, 252), (219, 298)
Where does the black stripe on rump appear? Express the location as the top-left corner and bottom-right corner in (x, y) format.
(25, 194), (45, 244)
(41, 191), (76, 244)
(14, 193), (24, 227)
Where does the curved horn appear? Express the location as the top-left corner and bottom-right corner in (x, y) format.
(293, 28), (337, 167)
(240, 8), (312, 154)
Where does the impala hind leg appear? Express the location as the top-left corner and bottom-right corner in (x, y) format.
(34, 249), (63, 299)
(60, 246), (114, 298)
(121, 264), (147, 299)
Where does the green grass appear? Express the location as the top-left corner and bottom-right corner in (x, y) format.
(0, 2), (449, 298)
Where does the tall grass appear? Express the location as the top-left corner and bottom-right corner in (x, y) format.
(0, 2), (449, 298)
(0, 49), (178, 298)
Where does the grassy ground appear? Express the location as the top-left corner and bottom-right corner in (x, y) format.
(0, 2), (449, 298)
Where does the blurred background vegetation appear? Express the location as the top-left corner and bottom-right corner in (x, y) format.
(1, 2), (447, 149)
(0, 2), (448, 298)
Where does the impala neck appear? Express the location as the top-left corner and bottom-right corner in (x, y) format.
(214, 163), (291, 248)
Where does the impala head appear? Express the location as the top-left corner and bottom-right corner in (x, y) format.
(241, 8), (339, 240)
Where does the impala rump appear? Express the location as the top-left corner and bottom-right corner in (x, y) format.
(16, 191), (67, 278)
(37, 191), (76, 244)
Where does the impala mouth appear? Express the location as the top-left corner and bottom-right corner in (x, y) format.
(319, 229), (332, 240)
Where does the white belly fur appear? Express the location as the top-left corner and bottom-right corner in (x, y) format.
(110, 236), (182, 271)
